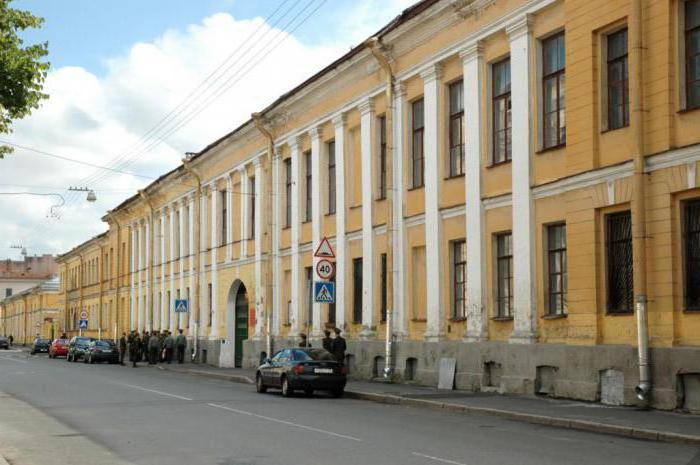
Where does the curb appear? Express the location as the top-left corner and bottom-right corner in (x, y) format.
(343, 390), (700, 446)
(155, 366), (700, 446)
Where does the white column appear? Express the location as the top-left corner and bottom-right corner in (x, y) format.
(130, 224), (137, 330)
(393, 83), (408, 339)
(238, 167), (249, 258)
(145, 219), (151, 332)
(199, 189), (207, 333)
(333, 114), (347, 331)
(226, 175), (234, 262)
(462, 43), (488, 342)
(272, 149), (282, 336)
(137, 221), (144, 331)
(169, 206), (176, 333)
(188, 195), (196, 334)
(289, 137), (302, 336)
(254, 157), (265, 338)
(359, 98), (376, 339)
(310, 125), (324, 338)
(178, 200), (186, 330)
(507, 15), (537, 344)
(159, 211), (166, 331)
(421, 64), (445, 341)
(210, 183), (219, 338)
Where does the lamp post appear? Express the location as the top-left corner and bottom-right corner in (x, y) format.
(68, 186), (97, 202)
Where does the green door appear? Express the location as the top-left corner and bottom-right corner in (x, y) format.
(234, 285), (249, 368)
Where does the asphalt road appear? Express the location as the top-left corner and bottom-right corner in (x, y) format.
(0, 351), (698, 465)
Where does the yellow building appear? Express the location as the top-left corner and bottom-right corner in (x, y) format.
(59, 0), (700, 410)
(0, 278), (61, 345)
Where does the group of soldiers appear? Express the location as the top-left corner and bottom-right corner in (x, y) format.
(119, 329), (187, 368)
(299, 327), (347, 363)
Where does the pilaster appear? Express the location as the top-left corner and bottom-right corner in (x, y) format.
(333, 113), (347, 330)
(359, 98), (376, 339)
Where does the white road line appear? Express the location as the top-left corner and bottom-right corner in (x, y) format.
(207, 403), (362, 442)
(114, 382), (193, 401)
(412, 452), (468, 465)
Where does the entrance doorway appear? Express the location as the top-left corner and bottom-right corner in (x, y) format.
(233, 282), (249, 368)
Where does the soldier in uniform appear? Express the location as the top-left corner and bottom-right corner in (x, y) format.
(163, 331), (175, 364)
(141, 331), (150, 362)
(118, 332), (127, 365)
(129, 332), (141, 367)
(322, 329), (333, 352)
(298, 333), (311, 348)
(331, 327), (346, 363)
(148, 332), (161, 364)
(175, 329), (187, 364)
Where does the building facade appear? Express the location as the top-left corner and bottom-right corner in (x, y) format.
(59, 0), (700, 410)
(0, 254), (57, 299)
(0, 278), (61, 344)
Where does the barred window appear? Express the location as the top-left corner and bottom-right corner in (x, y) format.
(353, 258), (363, 323)
(328, 141), (336, 215)
(304, 151), (312, 222)
(411, 99), (425, 188)
(542, 32), (566, 148)
(220, 190), (227, 246)
(496, 233), (513, 317)
(249, 177), (255, 239)
(684, 199), (700, 310)
(284, 159), (292, 227)
(547, 223), (568, 316)
(378, 116), (387, 199)
(448, 80), (464, 176)
(607, 28), (629, 130)
(492, 58), (512, 163)
(686, 0), (700, 109)
(380, 253), (387, 322)
(452, 240), (467, 319)
(606, 211), (633, 313)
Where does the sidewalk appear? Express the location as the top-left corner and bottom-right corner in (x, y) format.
(152, 362), (700, 446)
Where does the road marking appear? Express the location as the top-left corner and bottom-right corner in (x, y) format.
(207, 403), (362, 442)
(0, 355), (28, 363)
(114, 382), (193, 401)
(412, 452), (467, 465)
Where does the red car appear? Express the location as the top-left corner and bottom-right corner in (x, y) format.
(49, 338), (70, 358)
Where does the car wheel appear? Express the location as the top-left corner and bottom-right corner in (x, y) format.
(281, 377), (294, 397)
(304, 387), (314, 397)
(331, 387), (344, 398)
(256, 373), (267, 393)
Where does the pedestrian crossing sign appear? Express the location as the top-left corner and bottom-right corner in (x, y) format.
(175, 299), (189, 313)
(314, 281), (335, 303)
(79, 319), (88, 329)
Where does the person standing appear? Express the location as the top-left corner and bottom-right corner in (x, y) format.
(322, 330), (333, 352)
(298, 333), (311, 348)
(148, 332), (161, 364)
(163, 331), (175, 364)
(118, 332), (127, 365)
(175, 329), (187, 364)
(141, 331), (150, 362)
(331, 327), (346, 363)
(129, 332), (141, 368)
(8, 335), (13, 347)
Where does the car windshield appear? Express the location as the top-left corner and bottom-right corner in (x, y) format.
(37, 339), (51, 344)
(56, 339), (69, 344)
(95, 341), (113, 347)
(293, 348), (335, 361)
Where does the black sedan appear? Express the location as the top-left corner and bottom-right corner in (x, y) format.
(85, 340), (119, 364)
(30, 338), (52, 354)
(256, 348), (347, 398)
(0, 337), (9, 350)
(66, 336), (94, 362)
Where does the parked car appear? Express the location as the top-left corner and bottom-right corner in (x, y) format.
(0, 337), (9, 350)
(49, 338), (70, 358)
(256, 348), (347, 398)
(66, 336), (94, 362)
(30, 338), (52, 355)
(85, 340), (119, 364)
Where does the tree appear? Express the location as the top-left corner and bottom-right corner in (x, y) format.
(0, 0), (49, 158)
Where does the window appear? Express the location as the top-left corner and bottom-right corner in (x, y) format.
(495, 233), (513, 317)
(542, 32), (566, 148)
(686, 0), (700, 109)
(328, 274), (336, 324)
(411, 99), (425, 188)
(546, 223), (567, 316)
(220, 190), (227, 246)
(174, 210), (180, 258)
(684, 199), (700, 310)
(378, 115), (387, 199)
(607, 28), (629, 130)
(380, 253), (387, 322)
(207, 283), (213, 325)
(304, 152), (312, 222)
(492, 58), (512, 163)
(452, 240), (467, 319)
(284, 158), (292, 227)
(328, 141), (336, 215)
(249, 177), (256, 239)
(449, 80), (465, 176)
(305, 266), (313, 326)
(606, 211), (633, 313)
(353, 258), (363, 323)
(4, 288), (11, 298)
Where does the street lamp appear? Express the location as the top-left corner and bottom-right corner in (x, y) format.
(0, 192), (66, 218)
(68, 186), (97, 202)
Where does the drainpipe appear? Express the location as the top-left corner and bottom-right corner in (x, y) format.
(108, 211), (122, 343)
(138, 189), (155, 333)
(252, 113), (275, 360)
(366, 37), (395, 380)
(98, 243), (104, 340)
(182, 158), (202, 361)
(630, 0), (650, 404)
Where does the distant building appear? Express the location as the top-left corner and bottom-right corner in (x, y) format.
(0, 277), (61, 344)
(0, 255), (58, 299)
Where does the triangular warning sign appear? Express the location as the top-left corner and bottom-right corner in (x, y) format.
(314, 237), (335, 258)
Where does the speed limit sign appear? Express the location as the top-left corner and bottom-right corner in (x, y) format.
(316, 259), (335, 280)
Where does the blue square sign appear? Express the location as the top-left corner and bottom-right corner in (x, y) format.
(175, 299), (189, 313)
(314, 281), (335, 303)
